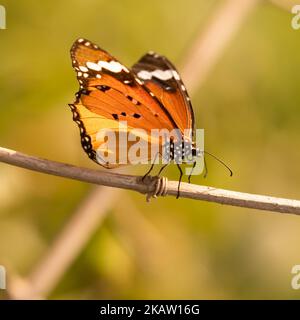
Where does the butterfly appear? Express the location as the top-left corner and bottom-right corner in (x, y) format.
(69, 38), (202, 198)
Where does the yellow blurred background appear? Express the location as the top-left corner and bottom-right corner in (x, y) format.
(1, 0), (300, 299)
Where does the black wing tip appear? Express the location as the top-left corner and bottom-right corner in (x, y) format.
(143, 51), (164, 61)
(70, 38), (100, 53)
(73, 37), (92, 46)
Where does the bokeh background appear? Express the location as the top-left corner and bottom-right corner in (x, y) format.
(1, 0), (300, 299)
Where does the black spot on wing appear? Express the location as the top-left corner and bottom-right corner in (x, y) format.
(126, 95), (141, 105)
(96, 85), (110, 92)
(75, 89), (91, 103)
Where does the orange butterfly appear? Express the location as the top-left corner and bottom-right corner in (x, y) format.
(69, 38), (202, 197)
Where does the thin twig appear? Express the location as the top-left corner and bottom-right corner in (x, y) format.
(1, 146), (300, 215)
(269, 0), (295, 12)
(6, 186), (118, 299)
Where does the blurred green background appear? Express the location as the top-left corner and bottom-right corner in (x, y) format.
(1, 0), (300, 299)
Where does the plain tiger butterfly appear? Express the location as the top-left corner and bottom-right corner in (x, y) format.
(68, 38), (228, 197)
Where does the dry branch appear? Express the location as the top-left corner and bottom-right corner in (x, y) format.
(1, 146), (300, 216)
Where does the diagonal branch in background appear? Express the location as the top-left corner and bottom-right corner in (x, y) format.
(29, 187), (118, 298)
(181, 0), (259, 91)
(7, 187), (118, 299)
(268, 0), (295, 12)
(1, 146), (300, 215)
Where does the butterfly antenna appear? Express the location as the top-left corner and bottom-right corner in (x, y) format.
(204, 151), (233, 177)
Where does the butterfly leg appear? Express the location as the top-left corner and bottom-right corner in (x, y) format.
(188, 161), (197, 184)
(176, 164), (183, 199)
(157, 163), (169, 177)
(142, 163), (155, 182)
(142, 152), (161, 181)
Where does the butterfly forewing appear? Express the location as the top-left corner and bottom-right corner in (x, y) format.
(132, 52), (195, 140)
(70, 38), (183, 167)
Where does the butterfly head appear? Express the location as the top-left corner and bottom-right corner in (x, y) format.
(187, 142), (202, 164)
(191, 144), (202, 158)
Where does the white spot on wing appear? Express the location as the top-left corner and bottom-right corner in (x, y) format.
(96, 74), (101, 79)
(137, 69), (177, 81)
(137, 70), (152, 80)
(86, 61), (101, 71)
(135, 78), (144, 85)
(172, 70), (181, 80)
(152, 69), (173, 81)
(98, 60), (126, 73)
(79, 66), (89, 72)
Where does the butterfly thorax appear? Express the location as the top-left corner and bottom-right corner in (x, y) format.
(163, 137), (200, 164)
